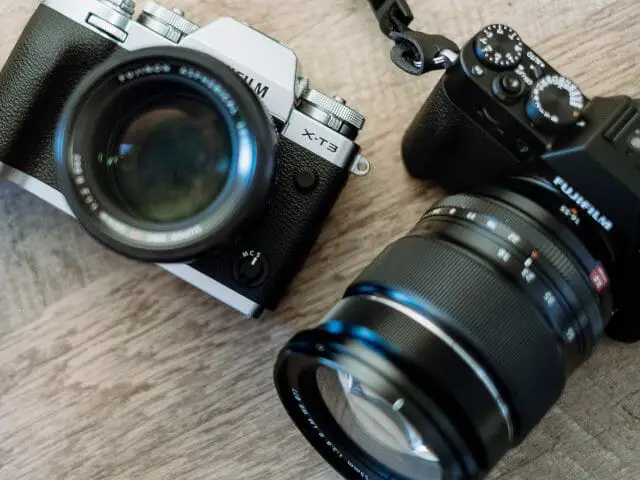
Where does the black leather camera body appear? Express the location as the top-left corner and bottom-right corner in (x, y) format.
(0, 0), (369, 317)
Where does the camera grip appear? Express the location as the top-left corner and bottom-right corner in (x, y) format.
(259, 139), (351, 308)
(192, 136), (351, 311)
(401, 74), (519, 191)
(0, 4), (121, 188)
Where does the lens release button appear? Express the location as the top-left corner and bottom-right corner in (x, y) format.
(234, 251), (268, 287)
(295, 168), (319, 192)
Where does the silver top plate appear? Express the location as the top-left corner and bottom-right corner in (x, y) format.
(43, 0), (299, 122)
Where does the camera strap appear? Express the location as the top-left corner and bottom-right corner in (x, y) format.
(367, 0), (460, 75)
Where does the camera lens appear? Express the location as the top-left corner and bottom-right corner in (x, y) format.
(56, 47), (275, 262)
(101, 95), (232, 223)
(274, 177), (614, 479)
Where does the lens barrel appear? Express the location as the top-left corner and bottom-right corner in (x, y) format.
(55, 47), (276, 262)
(274, 177), (613, 479)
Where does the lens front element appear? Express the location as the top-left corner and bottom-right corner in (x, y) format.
(317, 367), (441, 480)
(103, 96), (232, 223)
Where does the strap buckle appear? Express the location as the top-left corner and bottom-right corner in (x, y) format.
(369, 0), (460, 75)
(389, 30), (460, 75)
(371, 0), (414, 37)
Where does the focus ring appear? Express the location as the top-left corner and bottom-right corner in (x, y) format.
(431, 193), (602, 355)
(347, 235), (566, 439)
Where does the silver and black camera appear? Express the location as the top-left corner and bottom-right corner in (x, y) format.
(0, 0), (369, 317)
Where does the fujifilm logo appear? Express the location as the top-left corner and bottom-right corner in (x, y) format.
(553, 176), (614, 231)
(233, 69), (270, 99)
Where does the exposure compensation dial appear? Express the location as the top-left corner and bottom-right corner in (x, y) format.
(526, 75), (585, 131)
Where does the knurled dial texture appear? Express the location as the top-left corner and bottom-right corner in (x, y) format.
(142, 2), (199, 35)
(302, 88), (365, 130)
(475, 24), (524, 70)
(295, 77), (310, 101)
(527, 75), (585, 128)
(101, 0), (136, 16)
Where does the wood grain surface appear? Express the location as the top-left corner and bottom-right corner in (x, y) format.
(1, 0), (639, 479)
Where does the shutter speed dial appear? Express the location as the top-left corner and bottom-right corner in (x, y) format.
(474, 24), (524, 70)
(526, 75), (585, 131)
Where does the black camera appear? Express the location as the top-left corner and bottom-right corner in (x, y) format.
(274, 23), (640, 480)
(0, 0), (369, 317)
(402, 22), (640, 338)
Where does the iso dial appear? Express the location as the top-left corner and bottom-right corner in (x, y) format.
(474, 24), (524, 70)
(526, 75), (585, 131)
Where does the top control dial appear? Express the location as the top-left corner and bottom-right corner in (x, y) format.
(299, 88), (365, 139)
(474, 24), (524, 70)
(526, 75), (585, 131)
(139, 2), (199, 43)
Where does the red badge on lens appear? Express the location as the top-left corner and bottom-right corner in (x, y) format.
(589, 263), (609, 294)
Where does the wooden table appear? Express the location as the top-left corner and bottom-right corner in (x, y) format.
(1, 0), (639, 478)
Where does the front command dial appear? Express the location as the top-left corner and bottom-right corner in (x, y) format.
(526, 75), (585, 131)
(474, 24), (524, 70)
